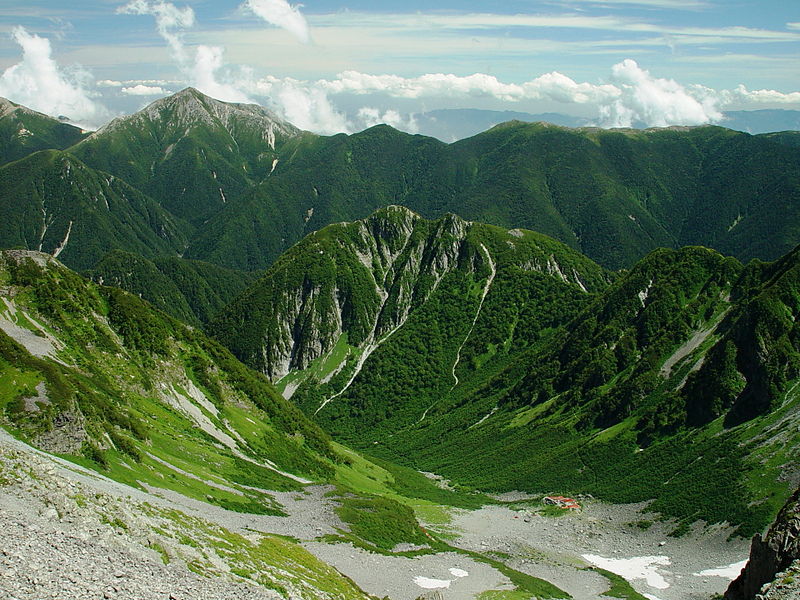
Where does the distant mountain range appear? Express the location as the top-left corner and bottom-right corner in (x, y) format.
(412, 108), (800, 142)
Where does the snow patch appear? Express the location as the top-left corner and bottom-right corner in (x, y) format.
(582, 554), (671, 590)
(449, 568), (468, 578)
(413, 576), (451, 589)
(693, 560), (748, 579)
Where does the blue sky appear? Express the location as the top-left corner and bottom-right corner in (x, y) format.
(0, 0), (798, 131)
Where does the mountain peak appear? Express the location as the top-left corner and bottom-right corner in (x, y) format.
(91, 87), (301, 141)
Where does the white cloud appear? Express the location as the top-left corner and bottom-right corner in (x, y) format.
(121, 84), (171, 95)
(316, 70), (620, 106)
(357, 107), (418, 133)
(190, 45), (252, 103)
(242, 0), (310, 44)
(599, 59), (722, 127)
(252, 58), (799, 132)
(99, 78), (177, 88)
(253, 76), (349, 133)
(727, 85), (800, 104)
(117, 0), (195, 65)
(119, 1), (254, 104)
(0, 26), (110, 128)
(308, 12), (800, 44)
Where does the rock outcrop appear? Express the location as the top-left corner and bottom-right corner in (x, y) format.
(726, 486), (800, 599)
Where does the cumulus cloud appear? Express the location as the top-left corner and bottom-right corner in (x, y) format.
(282, 60), (748, 130)
(119, 1), (255, 104)
(191, 45), (253, 103)
(253, 76), (348, 133)
(242, 0), (310, 44)
(356, 107), (418, 133)
(0, 26), (110, 128)
(727, 84), (800, 104)
(599, 58), (723, 127)
(317, 69), (621, 106)
(118, 0), (195, 65)
(121, 84), (171, 95)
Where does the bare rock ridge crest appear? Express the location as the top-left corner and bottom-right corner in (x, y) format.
(726, 486), (800, 599)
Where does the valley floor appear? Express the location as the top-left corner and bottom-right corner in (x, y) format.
(442, 498), (750, 600)
(0, 426), (751, 600)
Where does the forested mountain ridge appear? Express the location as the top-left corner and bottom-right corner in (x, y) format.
(87, 250), (259, 326)
(0, 97), (88, 166)
(188, 118), (800, 270)
(1, 89), (799, 277)
(0, 150), (188, 271)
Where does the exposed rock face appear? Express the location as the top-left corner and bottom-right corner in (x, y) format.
(726, 486), (800, 599)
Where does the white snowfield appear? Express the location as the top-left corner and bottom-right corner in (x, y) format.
(694, 560), (748, 578)
(582, 554), (671, 589)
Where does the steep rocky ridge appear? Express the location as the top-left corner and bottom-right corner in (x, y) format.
(209, 206), (608, 387)
(726, 486), (800, 599)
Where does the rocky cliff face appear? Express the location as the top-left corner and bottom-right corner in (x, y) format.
(726, 486), (800, 599)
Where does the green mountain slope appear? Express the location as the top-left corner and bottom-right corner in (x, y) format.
(0, 150), (188, 270)
(190, 120), (800, 271)
(326, 244), (800, 535)
(0, 248), (572, 599)
(87, 250), (258, 325)
(0, 97), (88, 166)
(212, 209), (800, 536)
(71, 88), (301, 227)
(2, 90), (797, 274)
(184, 125), (448, 270)
(0, 250), (335, 487)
